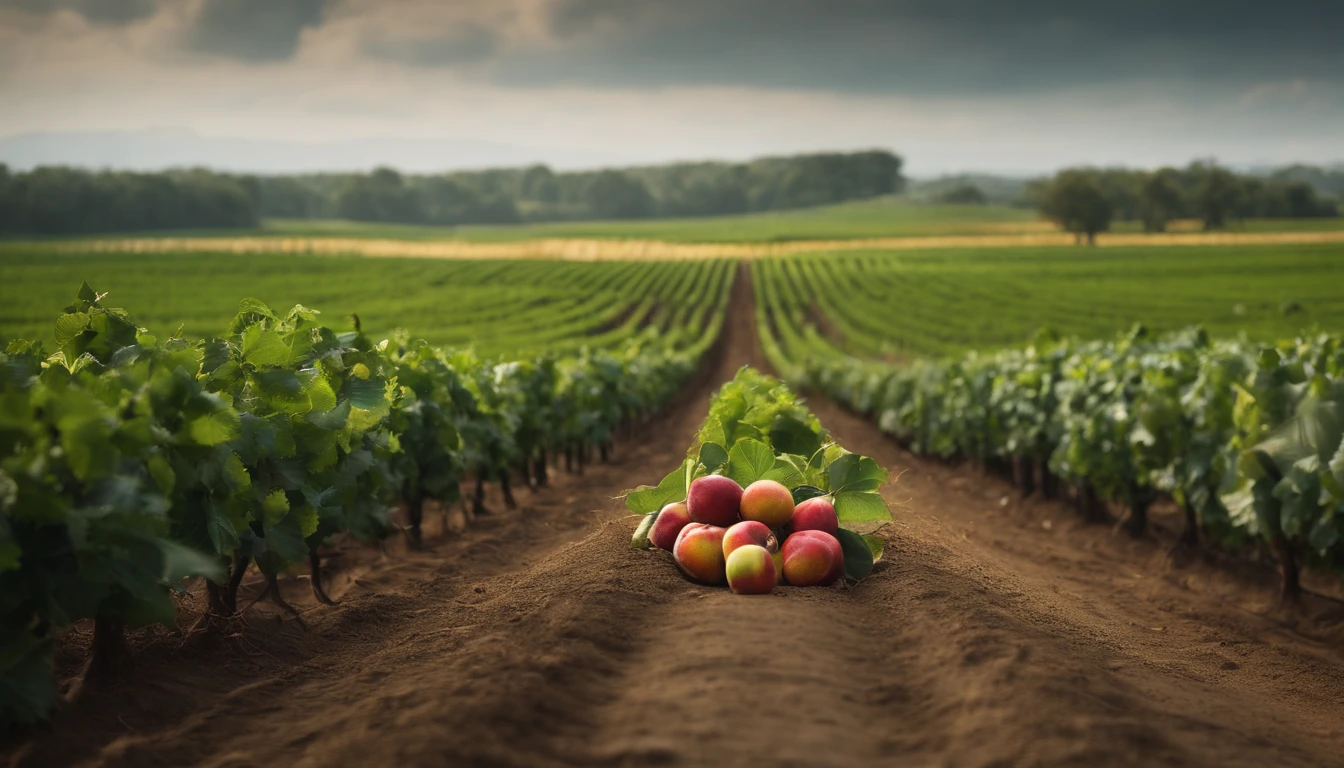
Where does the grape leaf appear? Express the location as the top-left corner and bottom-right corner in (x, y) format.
(262, 488), (290, 525)
(861, 534), (885, 562)
(835, 527), (874, 581)
(828, 453), (887, 494)
(698, 442), (728, 474)
(625, 459), (692, 514)
(727, 439), (774, 486)
(834, 491), (891, 523)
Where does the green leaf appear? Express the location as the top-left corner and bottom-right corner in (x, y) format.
(53, 312), (90, 347)
(760, 456), (804, 487)
(835, 527), (874, 581)
(158, 540), (224, 583)
(205, 501), (241, 555)
(147, 452), (175, 495)
(294, 504), (320, 539)
(1308, 515), (1340, 552)
(223, 452), (251, 492)
(828, 453), (887, 494)
(304, 373), (338, 413)
(345, 376), (386, 411)
(726, 439), (774, 487)
(241, 326), (294, 368)
(791, 485), (827, 505)
(861, 534), (885, 562)
(262, 488), (290, 525)
(769, 415), (823, 458)
(631, 511), (657, 549)
(189, 410), (240, 446)
(625, 459), (691, 514)
(698, 442), (728, 474)
(834, 491), (891, 523)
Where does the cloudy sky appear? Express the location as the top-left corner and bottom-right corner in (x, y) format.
(0, 0), (1340, 175)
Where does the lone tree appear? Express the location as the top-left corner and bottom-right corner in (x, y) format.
(1138, 168), (1185, 232)
(1191, 162), (1241, 230)
(1041, 170), (1113, 245)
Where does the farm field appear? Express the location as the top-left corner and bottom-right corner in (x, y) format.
(5, 240), (1340, 358)
(0, 249), (733, 355)
(13, 195), (1343, 245)
(20, 198), (1044, 243)
(10, 4), (1344, 764)
(5, 267), (1343, 768)
(755, 242), (1344, 359)
(4, 213), (1344, 767)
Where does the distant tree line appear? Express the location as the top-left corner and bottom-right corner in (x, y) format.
(0, 150), (904, 235)
(0, 165), (256, 235)
(1031, 162), (1341, 244)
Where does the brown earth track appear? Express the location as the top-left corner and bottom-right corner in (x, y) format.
(7, 265), (1344, 768)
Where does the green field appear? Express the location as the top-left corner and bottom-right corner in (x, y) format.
(755, 242), (1344, 360)
(14, 196), (1344, 245)
(0, 250), (732, 356)
(6, 197), (1344, 360)
(60, 198), (1037, 243)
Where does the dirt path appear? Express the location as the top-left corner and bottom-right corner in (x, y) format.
(8, 266), (1344, 768)
(37, 228), (1344, 262)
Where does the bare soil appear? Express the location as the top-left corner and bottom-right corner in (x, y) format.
(5, 267), (1344, 768)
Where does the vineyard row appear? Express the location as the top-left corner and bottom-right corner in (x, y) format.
(0, 273), (730, 727)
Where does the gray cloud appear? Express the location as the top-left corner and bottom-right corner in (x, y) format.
(363, 24), (499, 69)
(185, 0), (326, 62)
(490, 0), (1344, 95)
(0, 0), (158, 24)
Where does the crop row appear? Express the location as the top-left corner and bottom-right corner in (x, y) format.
(0, 252), (736, 357)
(0, 277), (728, 728)
(752, 246), (1344, 359)
(761, 300), (1344, 597)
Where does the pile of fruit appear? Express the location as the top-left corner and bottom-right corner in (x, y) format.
(651, 477), (846, 593)
(627, 367), (891, 593)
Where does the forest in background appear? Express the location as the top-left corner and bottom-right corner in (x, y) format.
(1, 150), (1342, 237)
(0, 150), (903, 235)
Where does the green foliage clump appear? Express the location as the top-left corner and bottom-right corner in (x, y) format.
(0, 282), (711, 728)
(626, 366), (892, 560)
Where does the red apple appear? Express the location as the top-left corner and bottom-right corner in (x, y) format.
(780, 530), (844, 587)
(673, 523), (727, 585)
(687, 474), (743, 528)
(726, 545), (776, 595)
(649, 501), (691, 550)
(740, 479), (795, 529)
(722, 520), (777, 559)
(786, 496), (839, 537)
